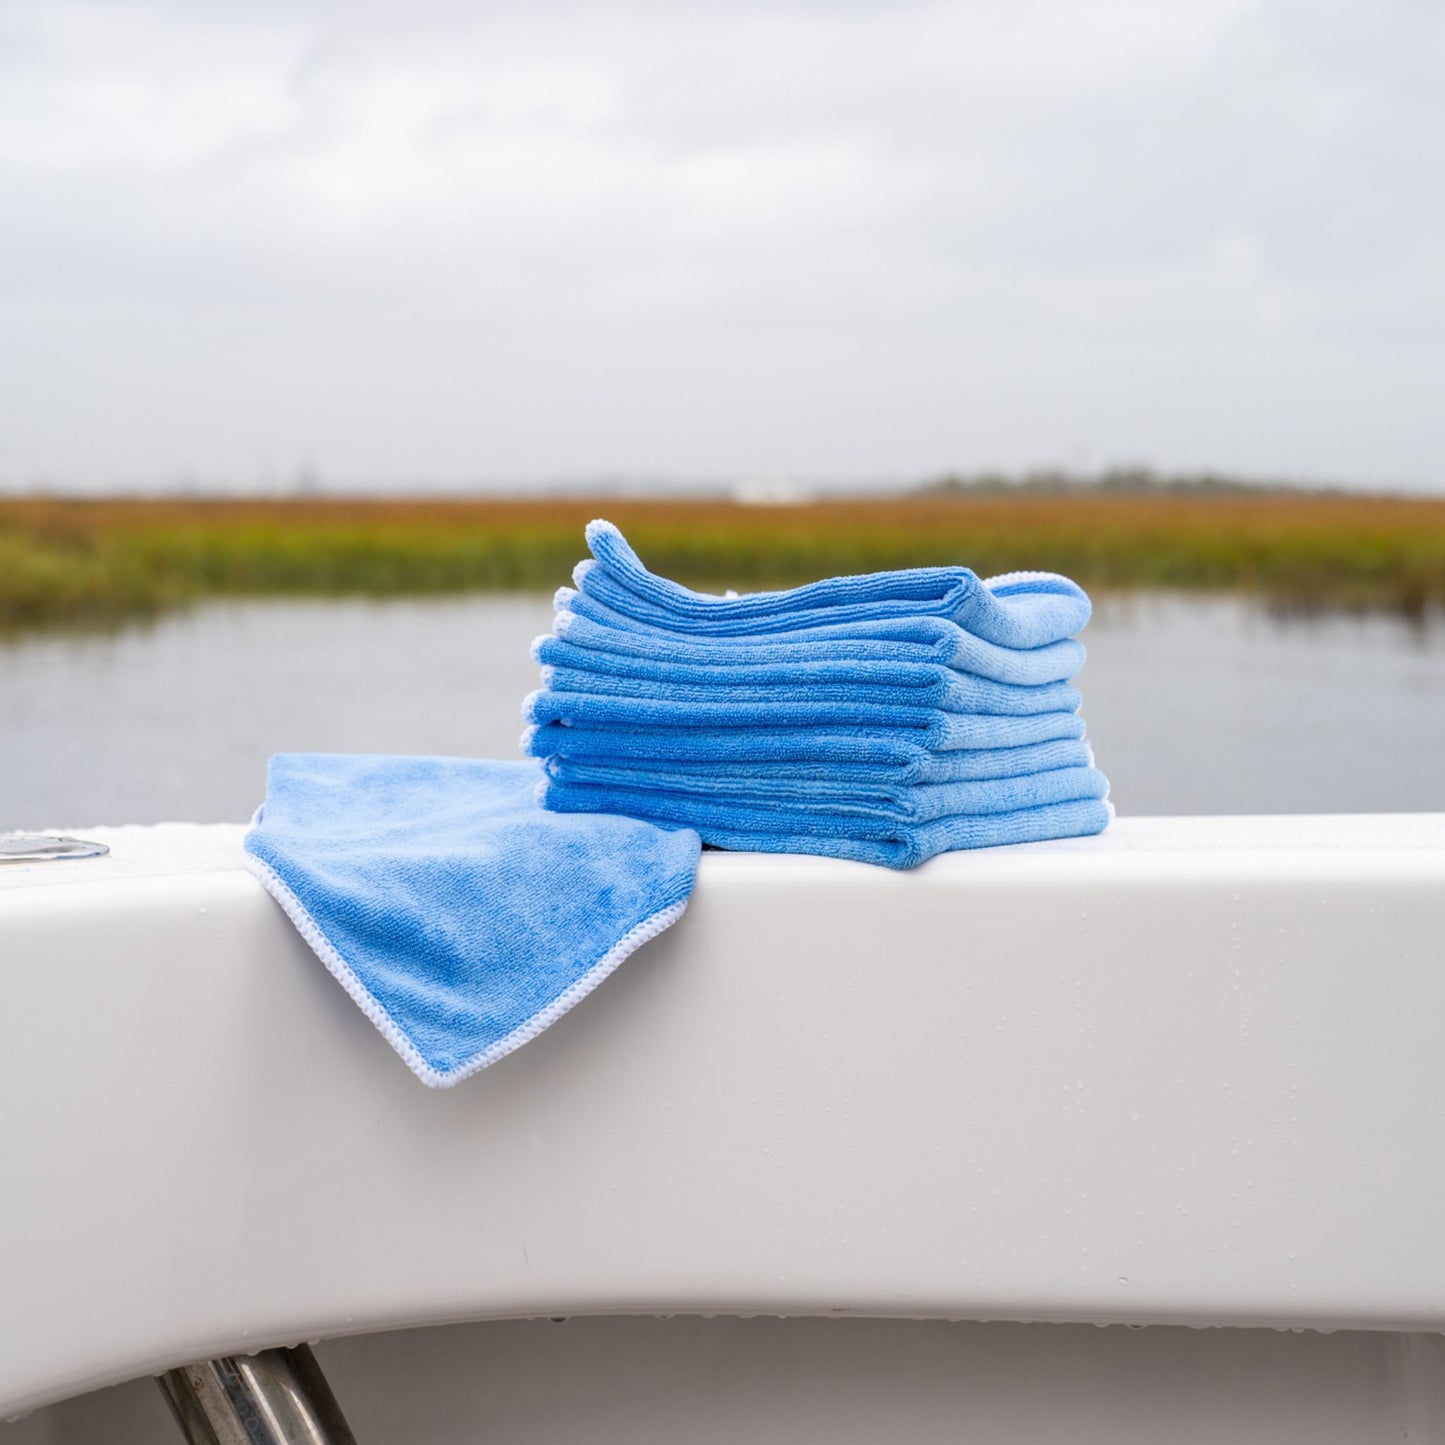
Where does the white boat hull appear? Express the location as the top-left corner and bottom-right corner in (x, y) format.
(3, 815), (1444, 1439)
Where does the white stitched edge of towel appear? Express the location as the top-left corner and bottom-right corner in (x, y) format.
(983, 569), (1065, 588)
(584, 518), (615, 548)
(244, 849), (691, 1089)
(244, 851), (443, 1084)
(553, 609), (575, 636)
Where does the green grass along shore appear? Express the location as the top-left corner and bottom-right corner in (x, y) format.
(3, 492), (1444, 635)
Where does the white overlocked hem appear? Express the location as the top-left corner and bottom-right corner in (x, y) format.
(243, 850), (690, 1089)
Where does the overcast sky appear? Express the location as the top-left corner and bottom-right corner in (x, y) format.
(1, 0), (1442, 492)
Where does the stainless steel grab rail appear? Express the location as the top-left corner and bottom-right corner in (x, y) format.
(158, 1346), (356, 1445)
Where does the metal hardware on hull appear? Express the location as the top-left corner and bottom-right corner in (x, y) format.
(0, 832), (109, 861)
(158, 1346), (357, 1445)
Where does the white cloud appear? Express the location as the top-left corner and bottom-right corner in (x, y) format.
(0, 0), (1441, 489)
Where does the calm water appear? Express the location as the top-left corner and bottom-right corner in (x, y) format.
(2, 594), (1442, 828)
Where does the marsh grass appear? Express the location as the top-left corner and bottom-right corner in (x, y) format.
(2, 493), (1443, 634)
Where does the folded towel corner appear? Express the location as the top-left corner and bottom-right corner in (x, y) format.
(244, 754), (701, 1087)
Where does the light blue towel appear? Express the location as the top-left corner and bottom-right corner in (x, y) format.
(542, 780), (1112, 869)
(244, 753), (700, 1087)
(575, 520), (1091, 647)
(690, 801), (1113, 868)
(551, 598), (1087, 686)
(534, 639), (1080, 714)
(539, 663), (1080, 716)
(522, 711), (1090, 768)
(542, 738), (1097, 799)
(540, 765), (1110, 829)
(525, 690), (1082, 743)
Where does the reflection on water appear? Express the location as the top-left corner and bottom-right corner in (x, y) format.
(1, 593), (1441, 827)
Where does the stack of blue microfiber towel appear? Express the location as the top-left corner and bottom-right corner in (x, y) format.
(523, 520), (1111, 868)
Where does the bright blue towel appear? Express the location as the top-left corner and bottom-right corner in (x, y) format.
(539, 663), (1080, 716)
(551, 598), (1087, 686)
(542, 739), (1097, 799)
(244, 753), (700, 1087)
(525, 690), (1082, 742)
(540, 765), (1109, 829)
(576, 521), (1091, 647)
(542, 781), (1112, 869)
(522, 711), (1090, 768)
(535, 640), (1080, 714)
(692, 800), (1113, 868)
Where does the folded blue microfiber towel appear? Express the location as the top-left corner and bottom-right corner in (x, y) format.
(525, 690), (1082, 742)
(522, 711), (1090, 768)
(576, 521), (1091, 647)
(543, 784), (1112, 869)
(551, 597), (1087, 686)
(540, 765), (1110, 829)
(542, 738), (1097, 799)
(534, 640), (1080, 713)
(694, 799), (1113, 868)
(539, 661), (1080, 716)
(244, 753), (700, 1087)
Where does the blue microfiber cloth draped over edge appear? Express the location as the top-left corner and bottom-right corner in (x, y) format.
(244, 753), (700, 1087)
